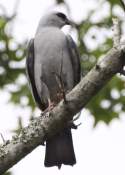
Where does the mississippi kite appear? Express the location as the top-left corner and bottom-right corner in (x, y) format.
(26, 12), (81, 168)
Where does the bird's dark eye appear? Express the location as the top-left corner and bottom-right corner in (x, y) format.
(56, 12), (66, 20)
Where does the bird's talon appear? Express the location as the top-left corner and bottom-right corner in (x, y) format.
(46, 112), (50, 118)
(41, 141), (45, 146)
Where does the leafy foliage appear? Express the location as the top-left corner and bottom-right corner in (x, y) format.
(87, 76), (125, 125)
(3, 171), (12, 175)
(0, 15), (35, 110)
(0, 0), (125, 127)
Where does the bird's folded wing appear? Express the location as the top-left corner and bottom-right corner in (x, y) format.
(66, 35), (81, 85)
(26, 39), (46, 110)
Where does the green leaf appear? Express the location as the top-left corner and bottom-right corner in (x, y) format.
(87, 76), (125, 125)
(3, 171), (12, 175)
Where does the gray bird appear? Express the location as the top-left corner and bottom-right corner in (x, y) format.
(26, 12), (81, 168)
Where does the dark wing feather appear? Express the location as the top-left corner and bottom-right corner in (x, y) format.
(66, 35), (81, 85)
(26, 39), (46, 110)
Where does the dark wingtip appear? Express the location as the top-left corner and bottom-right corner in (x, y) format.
(58, 164), (62, 169)
(44, 162), (62, 169)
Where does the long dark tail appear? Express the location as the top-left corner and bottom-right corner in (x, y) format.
(44, 128), (76, 168)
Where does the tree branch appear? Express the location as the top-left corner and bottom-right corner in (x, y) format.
(112, 18), (121, 47)
(0, 23), (125, 174)
(119, 0), (125, 12)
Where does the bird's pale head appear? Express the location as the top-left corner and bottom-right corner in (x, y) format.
(38, 12), (71, 28)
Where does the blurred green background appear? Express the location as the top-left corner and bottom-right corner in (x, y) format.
(0, 0), (125, 174)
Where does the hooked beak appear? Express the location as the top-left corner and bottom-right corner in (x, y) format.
(65, 18), (71, 25)
(65, 18), (76, 27)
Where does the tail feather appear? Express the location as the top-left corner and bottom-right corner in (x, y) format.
(44, 128), (76, 168)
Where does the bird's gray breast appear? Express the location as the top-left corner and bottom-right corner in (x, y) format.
(34, 27), (74, 104)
